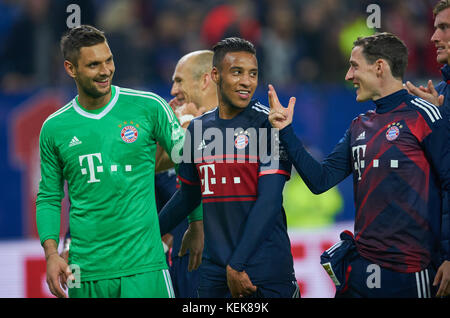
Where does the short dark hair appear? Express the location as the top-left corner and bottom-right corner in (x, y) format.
(353, 32), (408, 80)
(60, 25), (107, 66)
(212, 37), (256, 69)
(433, 0), (450, 16)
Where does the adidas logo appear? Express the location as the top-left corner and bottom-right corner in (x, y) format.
(197, 140), (207, 150)
(69, 136), (82, 147)
(356, 131), (365, 141)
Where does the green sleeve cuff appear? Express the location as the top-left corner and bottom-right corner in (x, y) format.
(36, 206), (61, 247)
(187, 203), (203, 223)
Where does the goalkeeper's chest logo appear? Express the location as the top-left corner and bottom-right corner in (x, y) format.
(119, 122), (139, 143)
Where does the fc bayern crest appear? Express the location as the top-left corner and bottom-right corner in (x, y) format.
(385, 125), (400, 141)
(235, 134), (249, 149)
(121, 125), (138, 143)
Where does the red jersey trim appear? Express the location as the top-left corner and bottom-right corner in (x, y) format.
(203, 196), (257, 203)
(178, 175), (200, 186)
(258, 169), (291, 177)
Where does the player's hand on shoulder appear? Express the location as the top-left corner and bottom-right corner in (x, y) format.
(434, 260), (450, 297)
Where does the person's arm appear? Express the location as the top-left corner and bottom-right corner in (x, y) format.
(226, 174), (287, 297)
(158, 181), (202, 236)
(417, 104), (450, 297)
(279, 124), (352, 194)
(268, 84), (352, 194)
(36, 123), (72, 298)
(155, 144), (175, 173)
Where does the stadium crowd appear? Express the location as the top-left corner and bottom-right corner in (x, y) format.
(0, 0), (443, 93)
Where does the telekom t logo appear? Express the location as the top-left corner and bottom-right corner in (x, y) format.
(352, 145), (367, 181)
(79, 153), (102, 183)
(199, 164), (215, 195)
(79, 153), (134, 183)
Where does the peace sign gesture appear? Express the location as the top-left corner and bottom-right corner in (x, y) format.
(267, 84), (296, 130)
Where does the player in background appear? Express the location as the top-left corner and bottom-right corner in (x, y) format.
(156, 50), (218, 297)
(36, 25), (187, 298)
(405, 0), (449, 115)
(158, 37), (299, 298)
(403, 0), (450, 297)
(268, 32), (450, 297)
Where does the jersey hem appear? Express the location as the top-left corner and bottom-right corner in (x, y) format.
(78, 262), (168, 282)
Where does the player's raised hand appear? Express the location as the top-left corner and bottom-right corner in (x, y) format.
(268, 84), (296, 130)
(175, 102), (205, 128)
(179, 220), (204, 271)
(226, 265), (257, 298)
(404, 80), (444, 106)
(168, 97), (183, 111)
(434, 260), (450, 297)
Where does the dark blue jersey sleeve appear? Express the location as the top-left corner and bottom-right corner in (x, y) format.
(158, 181), (202, 236)
(278, 124), (352, 194)
(228, 173), (287, 271)
(417, 103), (450, 260)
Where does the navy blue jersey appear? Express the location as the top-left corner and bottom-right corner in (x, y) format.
(434, 64), (450, 263)
(280, 89), (450, 273)
(178, 100), (295, 284)
(155, 168), (188, 258)
(435, 64), (450, 119)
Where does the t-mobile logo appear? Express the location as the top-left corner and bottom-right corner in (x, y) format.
(79, 153), (132, 183)
(199, 164), (215, 195)
(79, 153), (103, 183)
(352, 145), (367, 181)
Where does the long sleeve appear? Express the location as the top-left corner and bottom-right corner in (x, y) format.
(418, 105), (450, 261)
(36, 123), (64, 246)
(228, 174), (286, 271)
(158, 181), (202, 236)
(278, 124), (352, 194)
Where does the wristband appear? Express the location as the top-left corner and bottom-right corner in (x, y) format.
(162, 241), (169, 254)
(179, 114), (194, 126)
(63, 238), (71, 253)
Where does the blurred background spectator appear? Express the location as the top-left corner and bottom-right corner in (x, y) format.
(0, 0), (442, 92)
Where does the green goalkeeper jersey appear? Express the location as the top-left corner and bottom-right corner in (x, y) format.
(36, 86), (184, 282)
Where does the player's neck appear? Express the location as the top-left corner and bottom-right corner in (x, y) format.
(77, 89), (112, 110)
(372, 80), (404, 101)
(202, 94), (219, 113)
(218, 102), (245, 119)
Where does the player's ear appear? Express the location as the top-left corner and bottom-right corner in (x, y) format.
(201, 72), (210, 90)
(211, 67), (219, 84)
(375, 59), (385, 78)
(64, 60), (77, 79)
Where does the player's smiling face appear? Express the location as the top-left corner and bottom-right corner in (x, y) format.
(213, 51), (258, 112)
(171, 56), (200, 106)
(345, 45), (380, 102)
(431, 7), (450, 64)
(74, 42), (115, 99)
